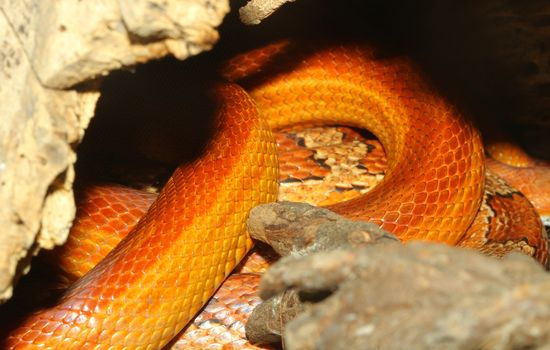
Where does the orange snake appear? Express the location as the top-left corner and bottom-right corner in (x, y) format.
(4, 41), (548, 349)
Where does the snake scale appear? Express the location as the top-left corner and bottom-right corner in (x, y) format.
(3, 40), (548, 349)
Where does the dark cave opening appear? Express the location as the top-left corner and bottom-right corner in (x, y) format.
(77, 0), (549, 182)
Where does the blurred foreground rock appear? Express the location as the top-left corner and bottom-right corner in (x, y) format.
(247, 202), (550, 350)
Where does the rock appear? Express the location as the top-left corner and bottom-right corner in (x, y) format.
(239, 0), (297, 25)
(247, 201), (397, 258)
(245, 201), (398, 344)
(246, 202), (550, 349)
(260, 243), (550, 350)
(245, 287), (304, 345)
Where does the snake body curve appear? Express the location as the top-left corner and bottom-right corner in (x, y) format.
(4, 41), (547, 348)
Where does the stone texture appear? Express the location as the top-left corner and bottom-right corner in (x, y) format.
(2, 0), (228, 89)
(245, 202), (397, 344)
(259, 243), (550, 350)
(247, 201), (397, 258)
(239, 0), (296, 25)
(246, 202), (550, 349)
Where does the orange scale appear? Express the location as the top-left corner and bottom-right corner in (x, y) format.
(450, 174), (463, 189)
(70, 248), (91, 261)
(424, 167), (437, 179)
(408, 215), (424, 227)
(412, 203), (427, 216)
(387, 202), (402, 212)
(118, 213), (136, 225)
(448, 163), (458, 176)
(456, 130), (466, 144)
(72, 220), (95, 233)
(453, 148), (464, 161)
(89, 213), (109, 226)
(85, 324), (101, 339)
(399, 202), (414, 214)
(109, 194), (124, 204)
(21, 330), (41, 343)
(383, 211), (399, 223)
(439, 190), (450, 203)
(425, 179), (438, 193)
(435, 205), (449, 217)
(91, 198), (109, 209)
(414, 182), (427, 193)
(457, 159), (467, 173)
(438, 177), (450, 190)
(381, 222), (396, 233)
(84, 202), (99, 215)
(99, 206), (118, 219)
(443, 151), (455, 165)
(392, 224), (408, 237)
(397, 214), (413, 226)
(108, 219), (126, 232)
(424, 204), (438, 217)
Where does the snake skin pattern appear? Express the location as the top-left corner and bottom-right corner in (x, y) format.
(4, 41), (547, 349)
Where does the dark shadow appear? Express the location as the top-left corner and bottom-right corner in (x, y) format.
(76, 56), (221, 185)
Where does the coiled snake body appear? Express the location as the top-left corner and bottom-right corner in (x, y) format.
(4, 41), (548, 349)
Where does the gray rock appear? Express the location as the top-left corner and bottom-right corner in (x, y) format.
(246, 202), (550, 350)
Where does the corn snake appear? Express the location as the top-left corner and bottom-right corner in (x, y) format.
(3, 40), (548, 349)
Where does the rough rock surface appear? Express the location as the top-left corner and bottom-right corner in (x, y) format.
(239, 0), (296, 25)
(247, 201), (397, 258)
(0, 0), (229, 302)
(266, 244), (550, 350)
(245, 202), (397, 344)
(246, 202), (550, 349)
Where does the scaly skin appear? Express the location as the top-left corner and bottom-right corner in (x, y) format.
(5, 41), (547, 348)
(485, 141), (550, 220)
(222, 41), (485, 243)
(4, 83), (279, 349)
